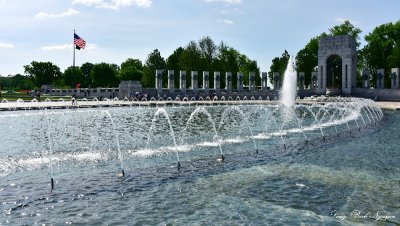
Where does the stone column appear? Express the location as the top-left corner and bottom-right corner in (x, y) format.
(180, 70), (186, 94)
(298, 72), (305, 90)
(191, 71), (198, 93)
(203, 71), (209, 93)
(391, 68), (399, 89)
(273, 72), (280, 90)
(155, 69), (163, 96)
(377, 69), (384, 89)
(341, 61), (353, 94)
(249, 72), (256, 92)
(362, 69), (370, 88)
(168, 70), (174, 94)
(317, 64), (326, 94)
(311, 71), (318, 89)
(237, 72), (243, 92)
(214, 71), (220, 93)
(226, 72), (232, 92)
(261, 72), (268, 91)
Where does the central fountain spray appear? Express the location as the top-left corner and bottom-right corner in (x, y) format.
(280, 55), (297, 107)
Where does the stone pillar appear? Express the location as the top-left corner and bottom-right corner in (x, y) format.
(273, 72), (280, 90)
(298, 72), (305, 90)
(226, 72), (232, 92)
(311, 71), (318, 89)
(168, 70), (174, 93)
(317, 64), (326, 94)
(191, 71), (198, 93)
(237, 72), (243, 92)
(214, 71), (220, 93)
(180, 70), (186, 94)
(377, 69), (384, 89)
(249, 72), (256, 92)
(261, 72), (268, 91)
(155, 69), (163, 96)
(203, 71), (209, 93)
(362, 69), (370, 88)
(391, 68), (399, 89)
(341, 61), (353, 94)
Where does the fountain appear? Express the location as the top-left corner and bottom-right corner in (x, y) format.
(280, 55), (297, 107)
(0, 94), (398, 225)
(146, 108), (180, 169)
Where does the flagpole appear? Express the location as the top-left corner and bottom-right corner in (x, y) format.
(73, 29), (75, 68)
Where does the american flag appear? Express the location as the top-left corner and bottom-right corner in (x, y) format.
(74, 33), (86, 50)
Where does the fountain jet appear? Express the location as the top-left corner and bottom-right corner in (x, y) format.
(280, 55), (297, 108)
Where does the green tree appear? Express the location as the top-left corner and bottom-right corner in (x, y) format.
(295, 36), (321, 87)
(215, 41), (261, 89)
(0, 77), (10, 91)
(118, 58), (144, 81)
(162, 37), (260, 90)
(81, 62), (94, 87)
(268, 50), (290, 86)
(63, 66), (84, 88)
(362, 21), (400, 88)
(166, 47), (184, 88)
(237, 54), (260, 86)
(90, 63), (120, 87)
(142, 49), (166, 87)
(23, 61), (61, 88)
(12, 74), (34, 90)
(179, 41), (201, 87)
(198, 36), (217, 73)
(215, 42), (240, 89)
(0, 74), (34, 90)
(329, 20), (362, 47)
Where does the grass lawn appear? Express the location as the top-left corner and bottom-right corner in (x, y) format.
(0, 92), (74, 101)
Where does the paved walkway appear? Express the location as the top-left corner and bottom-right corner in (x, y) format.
(376, 101), (400, 110)
(0, 100), (281, 111)
(0, 99), (398, 111)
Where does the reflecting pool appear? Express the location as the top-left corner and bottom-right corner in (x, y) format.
(0, 99), (398, 225)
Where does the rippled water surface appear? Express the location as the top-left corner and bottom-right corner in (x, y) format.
(0, 103), (398, 225)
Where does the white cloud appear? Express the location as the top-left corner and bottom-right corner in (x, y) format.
(217, 19), (234, 25)
(205, 0), (241, 3)
(220, 9), (229, 14)
(41, 44), (73, 51)
(35, 8), (81, 19)
(85, 43), (97, 50)
(335, 17), (359, 25)
(0, 42), (14, 48)
(41, 43), (97, 51)
(72, 0), (152, 10)
(71, 0), (103, 6)
(219, 7), (241, 14)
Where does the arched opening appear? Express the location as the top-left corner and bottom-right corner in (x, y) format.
(326, 55), (342, 90)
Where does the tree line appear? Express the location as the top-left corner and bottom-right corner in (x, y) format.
(0, 36), (260, 91)
(1, 20), (399, 91)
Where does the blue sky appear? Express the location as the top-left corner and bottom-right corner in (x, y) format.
(0, 0), (399, 77)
